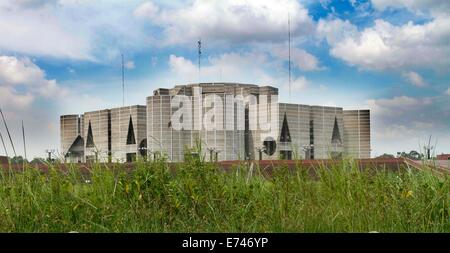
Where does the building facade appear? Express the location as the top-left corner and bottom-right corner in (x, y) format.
(343, 110), (371, 159)
(60, 83), (371, 162)
(60, 114), (84, 163)
(61, 105), (146, 163)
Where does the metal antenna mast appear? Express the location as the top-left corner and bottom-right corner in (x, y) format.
(288, 12), (291, 103)
(198, 38), (201, 84)
(22, 120), (27, 160)
(0, 108), (16, 157)
(122, 54), (125, 106)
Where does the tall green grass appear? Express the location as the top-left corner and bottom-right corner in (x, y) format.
(0, 158), (448, 232)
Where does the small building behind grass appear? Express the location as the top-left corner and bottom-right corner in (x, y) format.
(437, 154), (450, 160)
(0, 156), (8, 164)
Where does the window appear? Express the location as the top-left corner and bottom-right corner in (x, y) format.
(126, 116), (136, 145)
(280, 113), (291, 142)
(263, 137), (277, 156)
(309, 120), (314, 160)
(244, 106), (250, 159)
(331, 117), (342, 145)
(126, 153), (136, 163)
(108, 111), (112, 163)
(86, 121), (95, 148)
(67, 135), (84, 155)
(139, 139), (147, 157)
(280, 150), (292, 160)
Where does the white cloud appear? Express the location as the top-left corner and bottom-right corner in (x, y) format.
(133, 1), (159, 18)
(319, 0), (332, 10)
(0, 86), (34, 109)
(402, 71), (427, 87)
(367, 95), (432, 116)
(317, 18), (358, 45)
(8, 0), (59, 9)
(271, 45), (321, 71)
(371, 0), (450, 14)
(285, 76), (308, 91)
(317, 17), (450, 70)
(168, 51), (273, 84)
(319, 85), (328, 91)
(366, 94), (450, 156)
(0, 55), (104, 159)
(445, 87), (450, 95)
(165, 51), (317, 103)
(373, 123), (419, 140)
(169, 55), (197, 78)
(134, 0), (314, 45)
(0, 56), (44, 86)
(0, 56), (68, 100)
(151, 56), (158, 66)
(0, 3), (93, 60)
(366, 95), (449, 133)
(0, 1), (152, 61)
(125, 61), (135, 70)
(412, 121), (435, 129)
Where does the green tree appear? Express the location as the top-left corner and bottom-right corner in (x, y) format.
(30, 157), (45, 164)
(10, 156), (28, 164)
(376, 153), (395, 159)
(398, 150), (424, 160)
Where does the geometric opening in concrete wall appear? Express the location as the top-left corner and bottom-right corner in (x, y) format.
(126, 115), (136, 145)
(139, 138), (147, 156)
(86, 121), (95, 148)
(280, 150), (292, 160)
(280, 113), (291, 143)
(331, 116), (342, 145)
(263, 136), (276, 156)
(67, 135), (84, 156)
(126, 153), (137, 163)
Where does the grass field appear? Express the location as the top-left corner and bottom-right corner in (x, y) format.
(0, 157), (448, 232)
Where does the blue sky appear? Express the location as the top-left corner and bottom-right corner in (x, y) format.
(0, 0), (449, 159)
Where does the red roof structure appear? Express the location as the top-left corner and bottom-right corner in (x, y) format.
(0, 156), (8, 164)
(437, 154), (450, 160)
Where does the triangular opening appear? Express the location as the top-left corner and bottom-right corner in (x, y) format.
(86, 121), (95, 148)
(331, 117), (342, 145)
(67, 135), (84, 156)
(280, 113), (291, 142)
(126, 115), (136, 145)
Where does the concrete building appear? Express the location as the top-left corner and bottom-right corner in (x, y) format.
(60, 105), (146, 163)
(60, 114), (84, 163)
(343, 110), (371, 159)
(60, 83), (371, 162)
(83, 109), (110, 162)
(110, 105), (147, 162)
(145, 83), (370, 161)
(275, 104), (345, 160)
(146, 83), (278, 161)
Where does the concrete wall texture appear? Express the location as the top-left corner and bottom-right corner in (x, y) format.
(110, 105), (147, 162)
(60, 83), (370, 162)
(343, 110), (371, 159)
(60, 114), (84, 163)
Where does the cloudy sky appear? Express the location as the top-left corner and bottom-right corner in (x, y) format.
(0, 0), (449, 159)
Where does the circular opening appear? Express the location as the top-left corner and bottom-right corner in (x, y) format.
(139, 138), (147, 156)
(263, 137), (276, 156)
